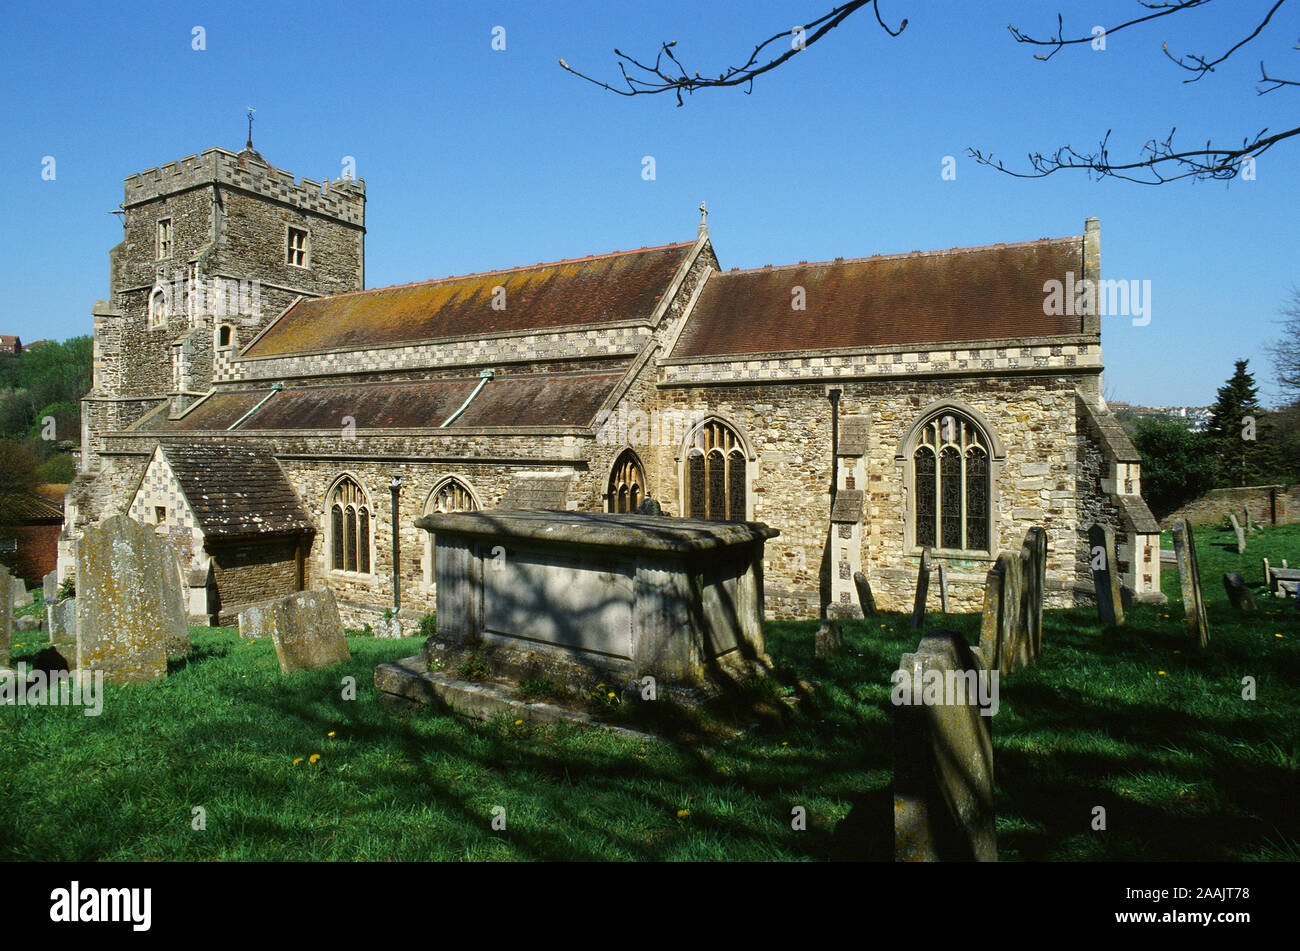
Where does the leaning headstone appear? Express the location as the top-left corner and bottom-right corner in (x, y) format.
(1088, 524), (1124, 627)
(377, 615), (403, 639)
(1222, 572), (1256, 612)
(42, 571), (58, 603)
(1171, 518), (1210, 649)
(937, 563), (950, 614)
(76, 514), (190, 684)
(1020, 527), (1047, 659)
(1229, 513), (1245, 554)
(893, 629), (996, 862)
(996, 551), (1027, 675)
(977, 560), (1004, 672)
(1263, 557), (1273, 596)
(0, 564), (12, 667)
(909, 548), (932, 629)
(263, 590), (350, 674)
(853, 571), (877, 617)
(814, 618), (842, 658)
(12, 581), (32, 609)
(47, 597), (76, 646)
(1243, 505), (1254, 536)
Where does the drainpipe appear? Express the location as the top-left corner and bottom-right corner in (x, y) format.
(390, 476), (402, 612)
(440, 369), (495, 428)
(227, 381), (282, 430)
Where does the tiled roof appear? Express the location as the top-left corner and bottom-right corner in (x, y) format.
(244, 242), (695, 356)
(158, 444), (313, 539)
(671, 237), (1085, 358)
(0, 490), (63, 521)
(164, 371), (625, 432)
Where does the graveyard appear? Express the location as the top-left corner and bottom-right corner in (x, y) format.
(0, 521), (1295, 862)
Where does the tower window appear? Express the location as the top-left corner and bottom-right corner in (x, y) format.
(149, 288), (168, 329)
(157, 218), (173, 259)
(218, 324), (233, 348)
(287, 227), (310, 267)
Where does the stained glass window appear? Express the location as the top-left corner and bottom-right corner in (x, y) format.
(727, 449), (747, 521)
(915, 446), (936, 548)
(912, 413), (992, 552)
(684, 421), (747, 522)
(687, 451), (706, 518)
(329, 477), (372, 573)
(331, 505), (344, 570)
(707, 450), (726, 520)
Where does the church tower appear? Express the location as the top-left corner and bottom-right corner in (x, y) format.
(81, 137), (365, 470)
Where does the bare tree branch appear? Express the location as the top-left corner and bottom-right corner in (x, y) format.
(559, 2), (905, 106)
(1008, 0), (1213, 63)
(1157, 0), (1287, 81)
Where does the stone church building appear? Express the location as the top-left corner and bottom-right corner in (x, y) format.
(60, 142), (1161, 626)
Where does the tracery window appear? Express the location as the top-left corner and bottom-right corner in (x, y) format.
(684, 420), (747, 521)
(329, 476), (372, 574)
(608, 450), (647, 513)
(912, 412), (990, 552)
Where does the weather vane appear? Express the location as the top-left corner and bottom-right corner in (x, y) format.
(246, 107), (256, 150)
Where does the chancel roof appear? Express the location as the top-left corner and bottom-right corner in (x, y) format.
(671, 237), (1086, 359)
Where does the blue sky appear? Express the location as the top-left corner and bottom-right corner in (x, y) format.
(2, 0), (1296, 406)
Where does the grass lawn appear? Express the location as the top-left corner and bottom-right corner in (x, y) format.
(1, 522), (1297, 861)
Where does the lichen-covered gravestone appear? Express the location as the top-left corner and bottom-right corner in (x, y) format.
(0, 564), (12, 667)
(43, 571), (58, 603)
(893, 630), (996, 862)
(250, 590), (350, 674)
(11, 578), (32, 609)
(76, 514), (191, 684)
(1172, 518), (1210, 648)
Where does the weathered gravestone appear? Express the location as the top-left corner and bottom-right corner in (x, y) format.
(1088, 524), (1125, 627)
(42, 571), (58, 603)
(1229, 513), (1246, 554)
(1222, 572), (1256, 612)
(1171, 518), (1210, 648)
(47, 597), (76, 646)
(76, 514), (191, 684)
(937, 563), (950, 614)
(893, 629), (997, 862)
(853, 571), (877, 617)
(11, 579), (32, 609)
(1020, 527), (1047, 658)
(635, 498), (663, 516)
(0, 564), (12, 667)
(1243, 505), (1255, 536)
(978, 552), (1028, 676)
(15, 614), (42, 632)
(815, 618), (842, 658)
(243, 590), (349, 674)
(910, 548), (932, 629)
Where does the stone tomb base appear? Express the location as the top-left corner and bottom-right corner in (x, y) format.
(375, 511), (779, 711)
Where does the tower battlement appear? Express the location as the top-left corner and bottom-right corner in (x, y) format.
(123, 147), (365, 225)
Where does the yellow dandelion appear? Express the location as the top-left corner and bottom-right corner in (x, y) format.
(676, 809), (690, 818)
(292, 757), (304, 765)
(327, 731), (336, 738)
(309, 753), (321, 764)
(596, 683), (605, 689)
(1157, 671), (1166, 676)
(1276, 633), (1284, 638)
(608, 691), (616, 699)
(514, 719), (523, 726)
(781, 741), (789, 747)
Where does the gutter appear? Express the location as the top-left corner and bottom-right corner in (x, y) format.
(227, 382), (283, 431)
(439, 369), (495, 428)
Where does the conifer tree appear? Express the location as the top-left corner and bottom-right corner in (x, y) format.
(1206, 359), (1275, 487)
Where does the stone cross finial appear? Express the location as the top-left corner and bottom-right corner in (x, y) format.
(698, 200), (708, 236)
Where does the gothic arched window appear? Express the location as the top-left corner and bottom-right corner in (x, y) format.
(608, 450), (647, 513)
(328, 477), (372, 574)
(684, 420), (747, 521)
(149, 288), (168, 329)
(912, 412), (991, 552)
